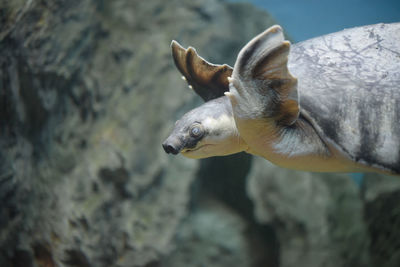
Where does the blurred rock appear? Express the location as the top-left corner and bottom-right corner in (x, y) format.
(247, 158), (370, 267)
(363, 173), (400, 267)
(162, 195), (272, 267)
(0, 0), (276, 266)
(363, 173), (400, 202)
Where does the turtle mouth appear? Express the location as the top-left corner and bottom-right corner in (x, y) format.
(182, 144), (212, 153)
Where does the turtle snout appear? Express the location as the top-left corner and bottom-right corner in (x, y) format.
(162, 137), (183, 155)
(162, 143), (179, 154)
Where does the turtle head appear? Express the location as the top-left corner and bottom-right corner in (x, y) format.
(162, 97), (246, 159)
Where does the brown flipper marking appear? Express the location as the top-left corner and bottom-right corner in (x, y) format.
(233, 25), (299, 126)
(276, 99), (299, 126)
(171, 40), (233, 102)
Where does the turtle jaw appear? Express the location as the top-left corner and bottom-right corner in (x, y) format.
(162, 133), (246, 159)
(180, 144), (214, 159)
(182, 144), (212, 153)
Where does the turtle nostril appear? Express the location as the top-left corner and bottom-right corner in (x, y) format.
(162, 143), (169, 153)
(162, 143), (179, 155)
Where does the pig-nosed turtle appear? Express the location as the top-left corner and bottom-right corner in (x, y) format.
(162, 23), (400, 175)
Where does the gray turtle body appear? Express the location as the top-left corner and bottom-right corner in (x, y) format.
(163, 23), (400, 175)
(290, 23), (400, 173)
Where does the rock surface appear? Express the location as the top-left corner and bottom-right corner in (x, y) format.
(0, 0), (276, 266)
(162, 195), (273, 267)
(246, 159), (400, 267)
(1, 0), (400, 267)
(247, 158), (370, 267)
(363, 173), (400, 267)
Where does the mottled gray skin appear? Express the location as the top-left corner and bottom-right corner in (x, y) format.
(289, 23), (400, 173)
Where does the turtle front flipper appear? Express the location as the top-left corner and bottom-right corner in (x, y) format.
(227, 25), (299, 126)
(171, 41), (233, 102)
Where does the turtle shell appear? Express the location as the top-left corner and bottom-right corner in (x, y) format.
(289, 23), (400, 173)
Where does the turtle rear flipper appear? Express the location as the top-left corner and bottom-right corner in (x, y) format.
(171, 41), (233, 102)
(228, 25), (299, 125)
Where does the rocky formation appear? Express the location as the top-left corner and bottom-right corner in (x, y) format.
(0, 0), (275, 266)
(1, 0), (400, 267)
(247, 159), (370, 267)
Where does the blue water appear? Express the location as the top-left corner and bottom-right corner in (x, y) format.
(229, 0), (400, 42)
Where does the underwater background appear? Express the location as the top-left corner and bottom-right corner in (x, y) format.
(0, 0), (400, 267)
(230, 0), (400, 41)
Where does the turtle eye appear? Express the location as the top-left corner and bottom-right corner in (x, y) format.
(190, 124), (204, 138)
